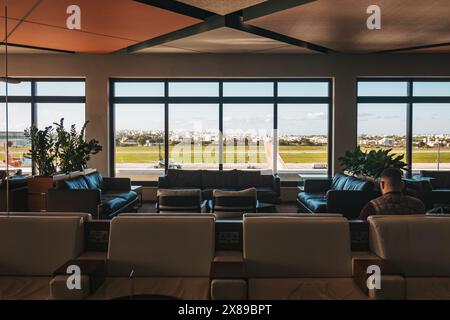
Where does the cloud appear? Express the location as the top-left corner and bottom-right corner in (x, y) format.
(305, 112), (326, 120)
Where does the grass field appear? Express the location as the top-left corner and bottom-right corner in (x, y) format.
(113, 146), (450, 164)
(2, 145), (450, 166)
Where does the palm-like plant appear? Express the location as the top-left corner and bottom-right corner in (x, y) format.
(24, 126), (57, 176)
(54, 119), (102, 173)
(338, 146), (407, 179)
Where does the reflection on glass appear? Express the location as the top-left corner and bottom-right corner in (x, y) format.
(413, 104), (450, 171)
(0, 82), (31, 96)
(413, 82), (450, 97)
(278, 104), (328, 172)
(223, 104), (272, 170)
(169, 104), (219, 169)
(357, 103), (407, 161)
(0, 103), (32, 173)
(169, 82), (219, 97)
(37, 103), (85, 130)
(223, 82), (273, 97)
(114, 104), (165, 181)
(36, 81), (85, 96)
(115, 82), (164, 97)
(278, 82), (328, 97)
(358, 82), (408, 97)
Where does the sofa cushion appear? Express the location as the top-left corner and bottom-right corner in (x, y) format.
(0, 216), (84, 276)
(298, 192), (327, 213)
(84, 172), (103, 190)
(255, 187), (278, 202)
(104, 191), (137, 203)
(237, 171), (270, 188)
(420, 171), (450, 190)
(331, 173), (373, 192)
(214, 170), (238, 189)
(165, 169), (202, 188)
(213, 188), (257, 209)
(101, 196), (128, 215)
(157, 189), (201, 207)
(63, 176), (89, 190)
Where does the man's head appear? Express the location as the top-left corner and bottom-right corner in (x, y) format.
(379, 168), (404, 194)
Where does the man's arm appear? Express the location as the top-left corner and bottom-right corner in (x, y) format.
(358, 202), (375, 221)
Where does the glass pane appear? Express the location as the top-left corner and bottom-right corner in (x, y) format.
(223, 104), (273, 170)
(0, 82), (31, 96)
(37, 103), (85, 130)
(169, 104), (219, 169)
(357, 103), (407, 161)
(278, 82), (329, 97)
(169, 82), (219, 97)
(223, 82), (273, 97)
(413, 82), (450, 97)
(278, 104), (328, 173)
(413, 104), (450, 171)
(115, 82), (164, 97)
(115, 104), (165, 181)
(36, 81), (85, 96)
(0, 103), (32, 174)
(358, 82), (408, 96)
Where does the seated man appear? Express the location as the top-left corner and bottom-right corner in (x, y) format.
(358, 168), (425, 220)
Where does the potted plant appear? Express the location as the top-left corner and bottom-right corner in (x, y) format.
(24, 118), (102, 211)
(338, 146), (407, 183)
(54, 119), (102, 174)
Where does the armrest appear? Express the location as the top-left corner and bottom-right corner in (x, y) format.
(51, 259), (106, 300)
(210, 251), (246, 279)
(303, 179), (332, 193)
(353, 258), (405, 300)
(103, 177), (131, 192)
(47, 189), (101, 216)
(273, 175), (281, 196)
(158, 175), (169, 189)
(210, 251), (247, 300)
(326, 190), (378, 219)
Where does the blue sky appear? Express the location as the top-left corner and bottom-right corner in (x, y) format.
(1, 81), (450, 136)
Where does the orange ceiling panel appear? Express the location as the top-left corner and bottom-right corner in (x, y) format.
(9, 21), (136, 53)
(24, 0), (201, 41)
(1, 0), (39, 20)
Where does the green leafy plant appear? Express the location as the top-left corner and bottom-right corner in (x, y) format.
(338, 146), (407, 179)
(24, 126), (57, 176)
(24, 118), (102, 175)
(54, 118), (102, 173)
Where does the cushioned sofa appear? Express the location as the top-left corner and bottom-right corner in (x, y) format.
(158, 169), (281, 204)
(297, 173), (379, 219)
(404, 171), (450, 210)
(47, 171), (138, 219)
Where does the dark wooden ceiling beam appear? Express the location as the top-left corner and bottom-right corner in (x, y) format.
(226, 14), (334, 54)
(376, 42), (450, 54)
(133, 0), (216, 20)
(125, 16), (226, 53)
(0, 42), (75, 54)
(125, 0), (333, 54)
(242, 0), (317, 21)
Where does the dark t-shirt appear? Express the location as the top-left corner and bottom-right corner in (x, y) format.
(358, 192), (426, 220)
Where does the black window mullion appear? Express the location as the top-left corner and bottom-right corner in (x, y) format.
(219, 81), (223, 171)
(328, 79), (333, 178)
(164, 81), (169, 174)
(274, 82), (278, 175)
(406, 81), (414, 177)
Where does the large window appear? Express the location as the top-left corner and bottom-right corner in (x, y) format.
(357, 79), (450, 173)
(110, 79), (332, 181)
(0, 80), (86, 174)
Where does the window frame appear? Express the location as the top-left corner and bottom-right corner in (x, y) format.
(0, 78), (86, 175)
(110, 78), (333, 183)
(357, 78), (450, 176)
